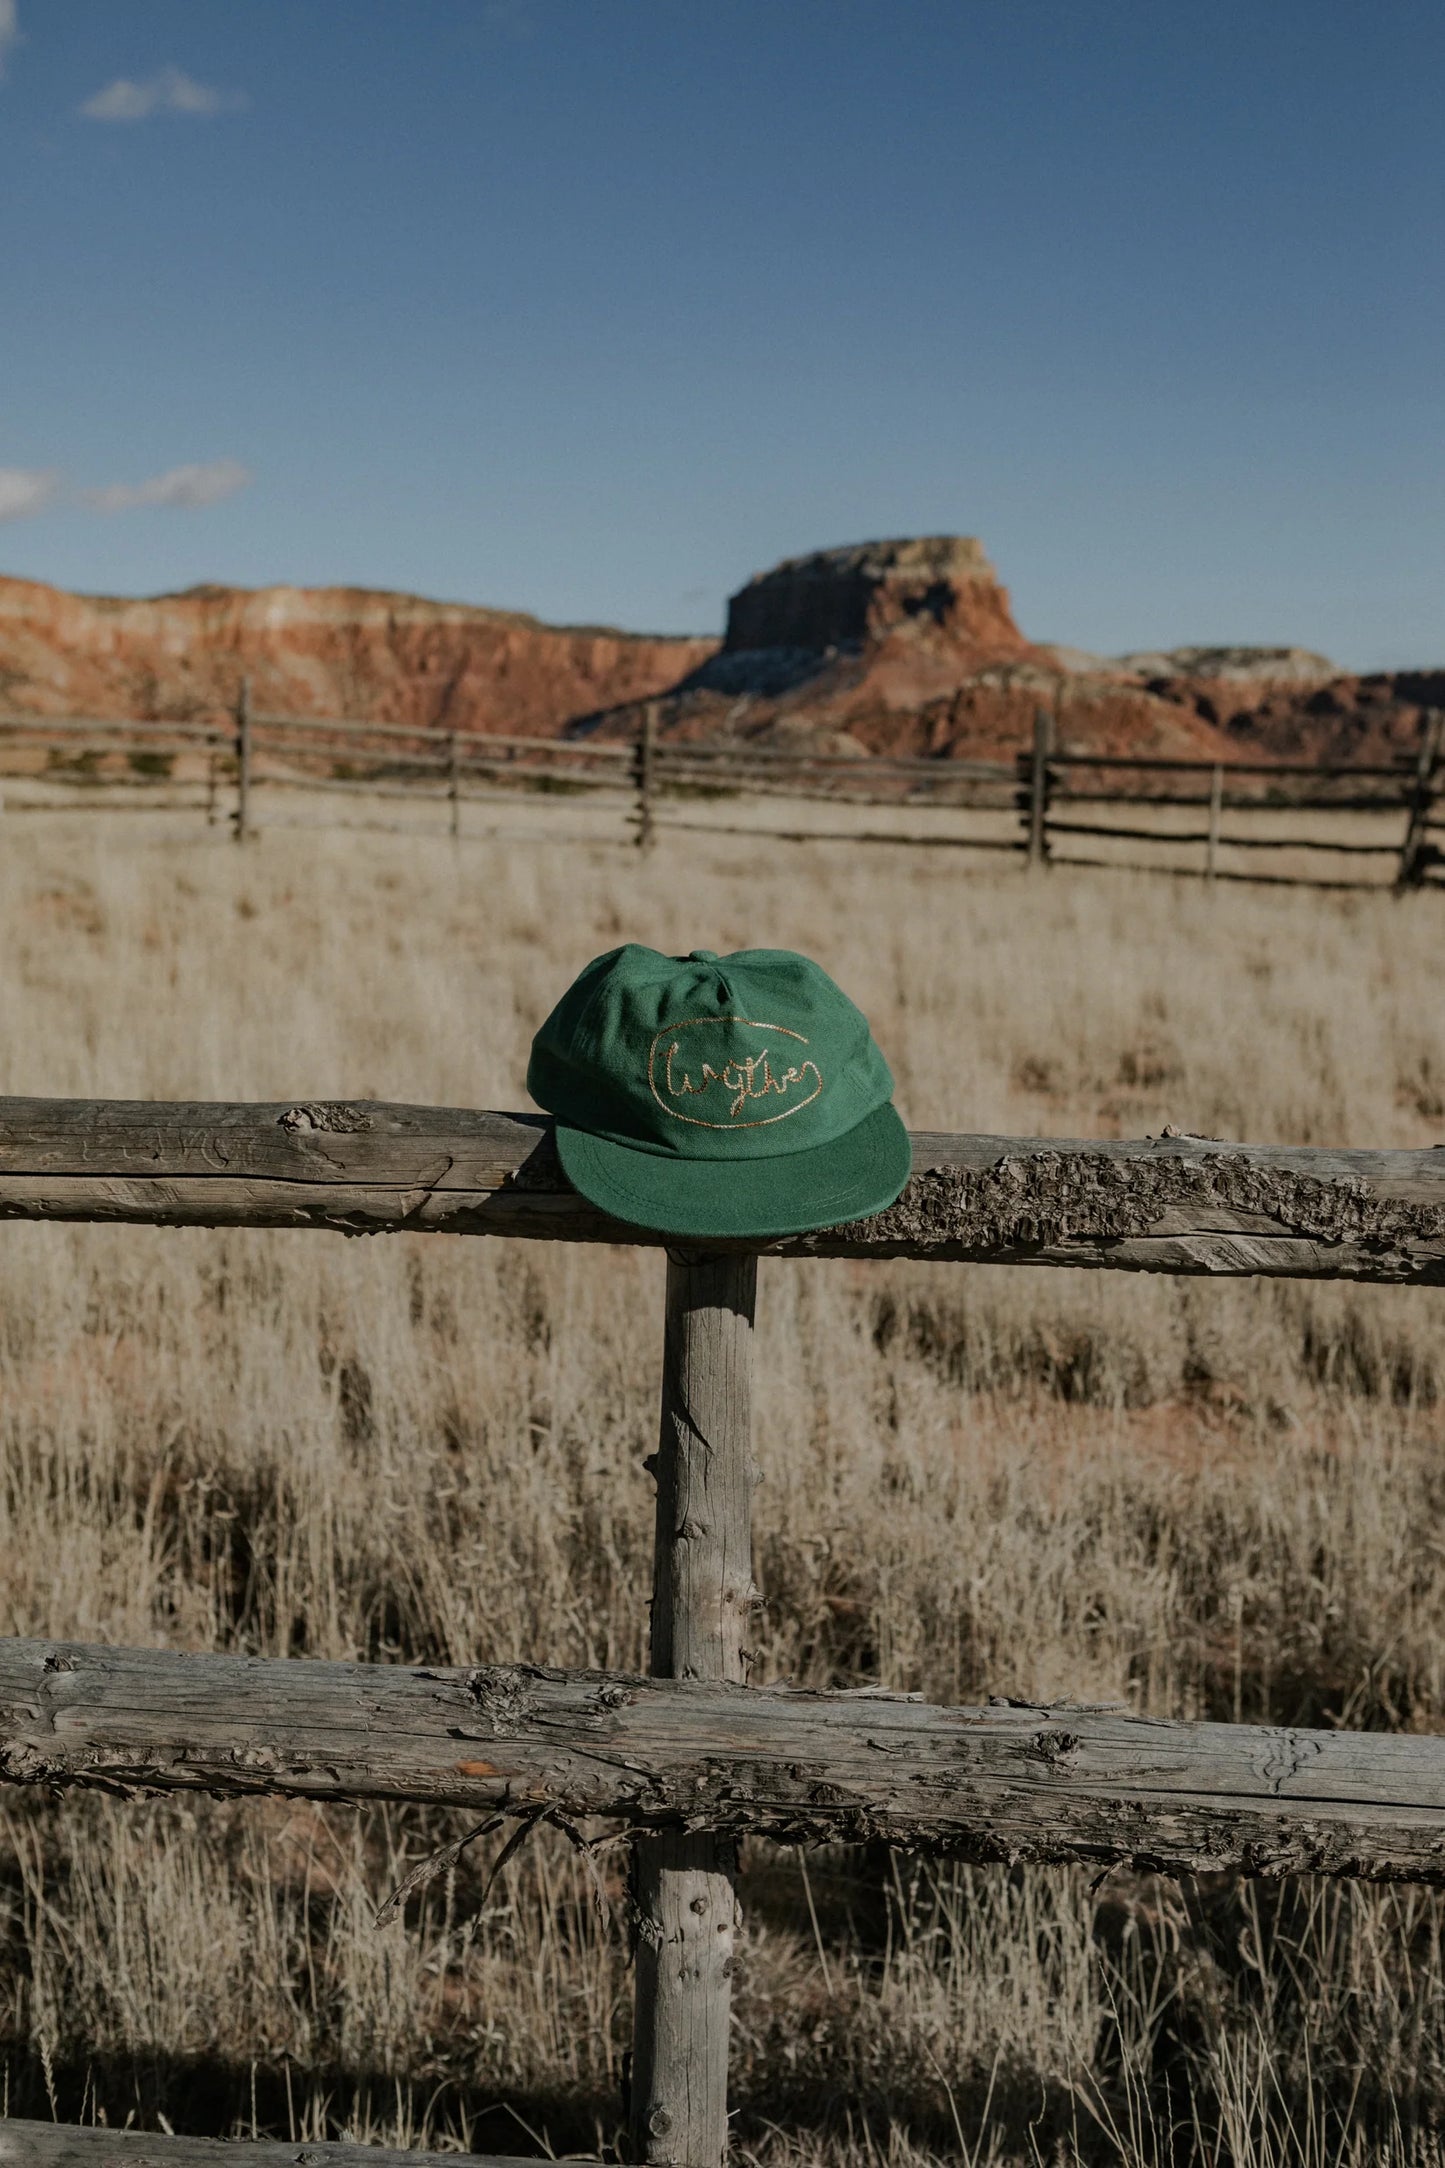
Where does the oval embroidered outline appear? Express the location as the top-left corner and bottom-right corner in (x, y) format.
(647, 1017), (824, 1129)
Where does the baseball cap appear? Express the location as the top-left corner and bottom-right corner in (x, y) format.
(526, 944), (911, 1239)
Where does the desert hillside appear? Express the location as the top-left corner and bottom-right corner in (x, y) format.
(1, 541), (1439, 765)
(0, 573), (715, 737)
(581, 536), (1445, 767)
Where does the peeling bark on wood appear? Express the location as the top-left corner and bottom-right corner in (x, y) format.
(0, 1100), (1439, 1281)
(5, 1639), (1445, 1884)
(0, 2122), (541, 2168)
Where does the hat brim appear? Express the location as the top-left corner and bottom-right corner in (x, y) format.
(554, 1102), (913, 1241)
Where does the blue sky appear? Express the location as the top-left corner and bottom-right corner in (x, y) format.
(1, 1), (1441, 667)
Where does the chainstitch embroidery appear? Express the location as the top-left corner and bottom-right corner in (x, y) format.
(647, 1017), (824, 1128)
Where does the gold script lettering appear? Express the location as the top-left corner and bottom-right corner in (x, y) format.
(654, 1023), (823, 1136)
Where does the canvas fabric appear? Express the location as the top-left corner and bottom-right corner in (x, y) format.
(526, 944), (912, 1238)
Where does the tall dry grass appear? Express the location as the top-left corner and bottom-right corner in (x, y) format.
(1, 809), (1444, 2162)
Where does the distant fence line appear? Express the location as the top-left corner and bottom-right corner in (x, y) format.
(0, 691), (1439, 890)
(1025, 706), (1445, 891)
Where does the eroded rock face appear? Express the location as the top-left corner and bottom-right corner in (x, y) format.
(3, 549), (1437, 768)
(724, 537), (1028, 658)
(0, 576), (716, 736)
(580, 542), (1438, 768)
(1115, 645), (1338, 689)
(585, 534), (1042, 752)
(581, 536), (1227, 757)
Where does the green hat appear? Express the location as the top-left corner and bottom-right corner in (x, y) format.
(526, 944), (911, 1239)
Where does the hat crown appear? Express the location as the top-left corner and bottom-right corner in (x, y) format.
(528, 944), (893, 1161)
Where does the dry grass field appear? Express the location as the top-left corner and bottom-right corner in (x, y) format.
(2, 805), (1444, 2164)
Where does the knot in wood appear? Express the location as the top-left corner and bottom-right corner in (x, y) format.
(0, 1743), (59, 1783)
(590, 1680), (638, 1713)
(463, 1666), (536, 1736)
(1029, 1727), (1082, 1765)
(277, 1102), (372, 1134)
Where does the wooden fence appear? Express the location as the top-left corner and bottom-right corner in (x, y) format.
(1024, 707), (1445, 890)
(1, 695), (1439, 890)
(1, 1101), (1445, 2166)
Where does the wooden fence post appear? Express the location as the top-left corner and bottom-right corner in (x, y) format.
(233, 678), (253, 844)
(1026, 705), (1053, 867)
(630, 1251), (758, 2168)
(636, 703), (658, 851)
(1397, 710), (1443, 890)
(448, 732), (461, 840)
(1206, 763), (1223, 883)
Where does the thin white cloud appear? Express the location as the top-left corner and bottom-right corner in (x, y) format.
(83, 459), (252, 512)
(79, 65), (246, 123)
(0, 2), (19, 81)
(0, 459), (249, 520)
(0, 468), (58, 523)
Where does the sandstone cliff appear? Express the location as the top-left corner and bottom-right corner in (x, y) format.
(723, 537), (1028, 659)
(0, 575), (716, 737)
(577, 541), (1438, 769)
(2, 548), (1435, 768)
(577, 537), (1233, 760)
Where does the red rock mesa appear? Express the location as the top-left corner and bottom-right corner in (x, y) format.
(0, 575), (715, 737)
(1, 544), (1437, 764)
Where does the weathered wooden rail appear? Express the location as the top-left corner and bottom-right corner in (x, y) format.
(2, 1097), (1445, 2166)
(0, 2128), (534, 2168)
(0, 1099), (1442, 1281)
(7, 1638), (1445, 1884)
